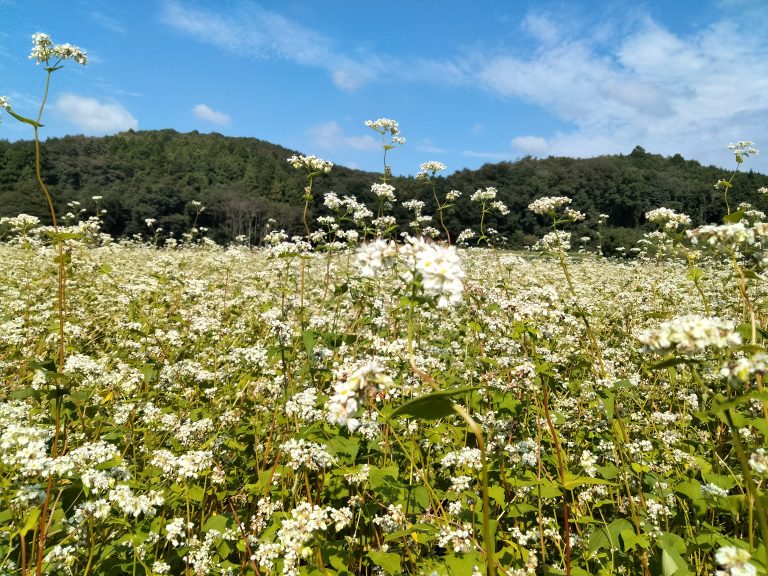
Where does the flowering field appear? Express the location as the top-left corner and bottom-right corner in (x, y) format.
(1, 226), (768, 576)
(3, 32), (768, 576)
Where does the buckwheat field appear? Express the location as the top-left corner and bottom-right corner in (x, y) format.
(2, 33), (768, 576)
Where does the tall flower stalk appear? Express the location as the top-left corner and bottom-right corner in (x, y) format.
(1, 32), (87, 576)
(418, 161), (452, 243)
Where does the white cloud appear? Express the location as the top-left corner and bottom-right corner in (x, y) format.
(306, 121), (379, 151)
(159, 1), (768, 170)
(55, 94), (138, 133)
(471, 15), (768, 168)
(462, 150), (512, 161)
(416, 139), (448, 154)
(88, 11), (127, 35)
(512, 136), (549, 156)
(193, 104), (231, 126)
(161, 0), (383, 91)
(522, 13), (559, 44)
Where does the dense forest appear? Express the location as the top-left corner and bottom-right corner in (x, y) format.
(1, 129), (767, 254)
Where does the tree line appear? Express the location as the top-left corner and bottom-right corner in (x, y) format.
(1, 129), (766, 254)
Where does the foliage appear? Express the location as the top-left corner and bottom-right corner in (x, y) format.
(2, 131), (768, 252)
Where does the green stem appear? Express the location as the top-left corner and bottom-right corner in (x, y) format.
(452, 404), (497, 576)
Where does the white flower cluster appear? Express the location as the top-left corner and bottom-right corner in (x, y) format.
(286, 154), (333, 174)
(533, 230), (571, 252)
(457, 229), (475, 244)
(283, 438), (337, 470)
(371, 183), (396, 202)
(0, 95), (10, 123)
(327, 363), (392, 432)
(441, 447), (483, 470)
(150, 449), (214, 482)
(528, 196), (572, 215)
(344, 464), (371, 485)
(165, 517), (193, 547)
(449, 475), (473, 492)
(255, 502), (351, 576)
(401, 237), (465, 307)
(322, 192), (371, 223)
(29, 32), (88, 65)
(0, 423), (52, 477)
(446, 189), (461, 201)
(720, 354), (768, 384)
(437, 523), (473, 553)
(285, 387), (324, 423)
(418, 161), (447, 177)
(715, 545), (756, 576)
(372, 503), (405, 532)
(729, 140), (758, 163)
(491, 200), (510, 215)
(749, 448), (768, 476)
(471, 187), (498, 202)
(108, 484), (165, 518)
(356, 238), (397, 278)
(646, 207), (692, 231)
(637, 315), (741, 355)
(364, 118), (405, 144)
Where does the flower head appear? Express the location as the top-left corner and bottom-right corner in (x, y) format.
(528, 196), (572, 215)
(715, 545), (756, 576)
(471, 187), (497, 202)
(287, 154), (333, 174)
(401, 237), (465, 307)
(646, 207), (692, 231)
(418, 161), (447, 179)
(365, 118), (406, 145)
(728, 141), (758, 164)
(29, 33), (87, 66)
(638, 315), (741, 355)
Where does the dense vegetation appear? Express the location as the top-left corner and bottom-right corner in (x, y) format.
(2, 130), (767, 253)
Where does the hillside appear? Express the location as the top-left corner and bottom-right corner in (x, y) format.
(1, 130), (767, 253)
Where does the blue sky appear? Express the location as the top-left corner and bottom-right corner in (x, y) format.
(1, 0), (767, 175)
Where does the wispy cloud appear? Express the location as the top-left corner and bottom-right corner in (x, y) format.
(160, 0), (383, 90)
(55, 94), (138, 133)
(474, 14), (768, 166)
(88, 11), (127, 35)
(416, 139), (448, 154)
(306, 121), (379, 151)
(462, 150), (513, 161)
(159, 1), (768, 168)
(193, 103), (231, 126)
(511, 136), (549, 156)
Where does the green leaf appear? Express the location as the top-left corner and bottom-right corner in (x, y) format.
(724, 209), (744, 223)
(686, 267), (704, 282)
(562, 472), (613, 490)
(186, 484), (206, 502)
(621, 528), (650, 551)
(661, 548), (689, 576)
(389, 387), (480, 421)
(19, 507), (41, 537)
(595, 465), (621, 480)
(488, 485), (505, 506)
(445, 551), (484, 575)
(368, 551), (400, 575)
(5, 107), (44, 127)
(302, 329), (318, 358)
(203, 514), (229, 533)
(648, 356), (701, 370)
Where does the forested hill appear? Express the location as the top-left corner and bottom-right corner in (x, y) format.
(1, 129), (767, 253)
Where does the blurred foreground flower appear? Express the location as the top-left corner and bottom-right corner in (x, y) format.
(638, 315), (741, 355)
